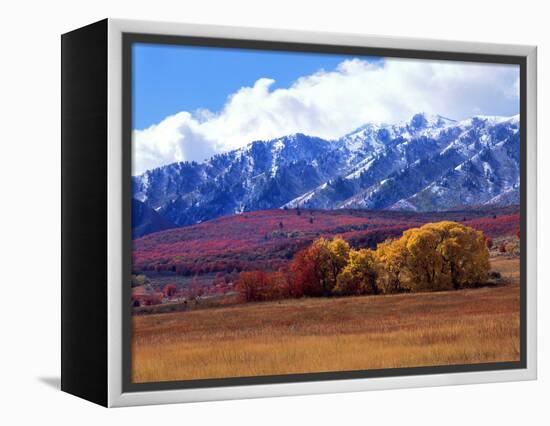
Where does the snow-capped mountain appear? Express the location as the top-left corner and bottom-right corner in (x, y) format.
(132, 113), (520, 229)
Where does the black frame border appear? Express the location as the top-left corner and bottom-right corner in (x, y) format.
(61, 19), (109, 406)
(122, 32), (528, 394)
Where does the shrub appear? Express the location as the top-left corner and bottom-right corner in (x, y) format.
(505, 240), (520, 256)
(237, 270), (291, 302)
(140, 293), (163, 306)
(489, 271), (501, 280)
(163, 283), (177, 298)
(236, 271), (270, 302)
(131, 274), (150, 288)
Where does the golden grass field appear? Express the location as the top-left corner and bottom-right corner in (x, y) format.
(131, 257), (520, 383)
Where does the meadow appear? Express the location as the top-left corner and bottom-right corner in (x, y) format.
(131, 256), (520, 383)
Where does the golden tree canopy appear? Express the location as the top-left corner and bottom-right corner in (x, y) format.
(383, 221), (490, 292)
(335, 248), (378, 296)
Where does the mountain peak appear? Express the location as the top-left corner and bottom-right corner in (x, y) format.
(408, 112), (456, 130)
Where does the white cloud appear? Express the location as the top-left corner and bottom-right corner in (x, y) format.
(133, 57), (519, 175)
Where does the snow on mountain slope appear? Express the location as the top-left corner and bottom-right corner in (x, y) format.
(132, 113), (520, 228)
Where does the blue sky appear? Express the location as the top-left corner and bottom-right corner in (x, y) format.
(133, 43), (365, 130)
(132, 43), (519, 174)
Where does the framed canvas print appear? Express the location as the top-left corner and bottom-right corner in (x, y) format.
(61, 18), (537, 407)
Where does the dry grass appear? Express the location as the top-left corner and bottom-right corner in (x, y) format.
(132, 257), (520, 383)
(490, 255), (520, 282)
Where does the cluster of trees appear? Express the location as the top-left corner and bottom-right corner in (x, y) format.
(462, 213), (520, 239)
(237, 221), (490, 302)
(135, 257), (293, 277)
(134, 207), (517, 279)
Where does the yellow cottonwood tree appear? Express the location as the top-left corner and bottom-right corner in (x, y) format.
(300, 236), (350, 296)
(433, 221), (490, 289)
(402, 226), (450, 291)
(334, 249), (378, 296)
(375, 221), (489, 292)
(373, 238), (408, 294)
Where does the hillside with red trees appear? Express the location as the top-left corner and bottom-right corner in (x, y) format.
(132, 205), (519, 277)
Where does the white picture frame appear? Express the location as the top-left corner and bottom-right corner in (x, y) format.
(61, 18), (537, 407)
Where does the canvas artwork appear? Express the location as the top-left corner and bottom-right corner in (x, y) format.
(129, 43), (521, 384)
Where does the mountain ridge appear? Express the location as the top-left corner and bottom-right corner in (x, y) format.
(132, 113), (520, 230)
